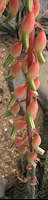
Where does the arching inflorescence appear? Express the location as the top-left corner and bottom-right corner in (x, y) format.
(1, 0), (46, 185)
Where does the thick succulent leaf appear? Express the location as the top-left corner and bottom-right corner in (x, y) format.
(6, 74), (14, 80)
(4, 54), (14, 67)
(3, 110), (12, 118)
(11, 126), (17, 138)
(8, 94), (17, 107)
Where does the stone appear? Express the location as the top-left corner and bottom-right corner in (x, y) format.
(38, 50), (48, 110)
(0, 176), (5, 198)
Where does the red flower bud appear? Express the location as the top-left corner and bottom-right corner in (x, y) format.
(29, 29), (35, 50)
(0, 0), (6, 14)
(27, 100), (38, 120)
(6, 0), (9, 4)
(14, 84), (27, 99)
(10, 42), (22, 57)
(9, 0), (19, 16)
(28, 30), (35, 66)
(11, 102), (20, 114)
(30, 176), (38, 186)
(18, 176), (28, 183)
(34, 0), (40, 18)
(26, 164), (32, 171)
(19, 144), (27, 155)
(32, 135), (45, 155)
(19, 12), (35, 39)
(16, 135), (28, 146)
(10, 61), (21, 77)
(16, 137), (24, 146)
(27, 55), (39, 79)
(34, 31), (46, 52)
(14, 116), (27, 131)
(32, 134), (41, 147)
(27, 152), (37, 162)
(23, 11), (35, 34)
(21, 56), (28, 74)
(34, 77), (40, 90)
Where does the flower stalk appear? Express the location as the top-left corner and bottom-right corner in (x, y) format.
(2, 0), (46, 192)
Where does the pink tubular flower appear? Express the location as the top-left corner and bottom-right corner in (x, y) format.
(0, 0), (6, 14)
(9, 0), (19, 16)
(32, 134), (45, 155)
(26, 164), (32, 171)
(34, 30), (46, 52)
(19, 144), (28, 155)
(21, 56), (28, 74)
(27, 55), (39, 79)
(27, 100), (38, 120)
(6, 0), (9, 3)
(30, 176), (38, 186)
(10, 61), (21, 77)
(10, 42), (22, 57)
(16, 137), (24, 146)
(19, 11), (35, 40)
(34, 77), (40, 90)
(32, 134), (41, 146)
(19, 20), (25, 40)
(11, 102), (20, 114)
(14, 84), (27, 99)
(28, 29), (35, 52)
(28, 30), (35, 66)
(34, 0), (40, 18)
(23, 12), (35, 34)
(18, 176), (28, 183)
(14, 116), (27, 131)
(27, 152), (37, 162)
(16, 135), (28, 147)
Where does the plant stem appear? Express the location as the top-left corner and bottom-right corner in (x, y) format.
(27, 167), (36, 199)
(19, 98), (26, 104)
(26, 87), (32, 152)
(26, 88), (36, 199)
(35, 21), (43, 31)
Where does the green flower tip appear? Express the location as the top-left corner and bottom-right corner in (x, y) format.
(26, 113), (35, 129)
(22, 31), (29, 49)
(26, 0), (32, 12)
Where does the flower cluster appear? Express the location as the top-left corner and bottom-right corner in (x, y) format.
(1, 0), (46, 185)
